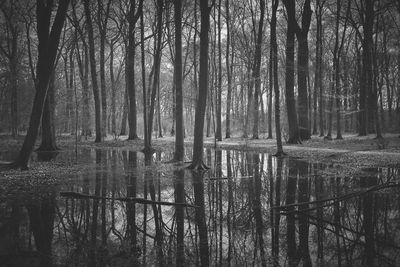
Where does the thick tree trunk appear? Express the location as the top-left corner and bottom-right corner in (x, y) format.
(84, 0), (102, 142)
(282, 0), (301, 144)
(97, 0), (111, 137)
(126, 0), (143, 140)
(11, 0), (70, 169)
(37, 73), (58, 152)
(295, 0), (312, 140)
(76, 44), (92, 137)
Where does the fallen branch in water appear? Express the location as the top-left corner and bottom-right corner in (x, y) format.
(60, 191), (198, 208)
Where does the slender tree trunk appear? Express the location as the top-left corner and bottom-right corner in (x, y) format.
(225, 0), (232, 139)
(174, 0), (184, 161)
(271, 0), (285, 156)
(267, 57), (273, 139)
(175, 168), (185, 267)
(215, 0), (222, 141)
(110, 41), (116, 135)
(145, 0), (164, 155)
(252, 0), (265, 139)
(316, 0), (324, 137)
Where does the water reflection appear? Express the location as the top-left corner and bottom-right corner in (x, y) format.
(0, 148), (399, 266)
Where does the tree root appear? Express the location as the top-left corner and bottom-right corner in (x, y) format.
(274, 151), (287, 157)
(187, 161), (210, 171)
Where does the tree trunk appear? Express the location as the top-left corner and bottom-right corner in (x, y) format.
(84, 0), (102, 142)
(120, 88), (128, 135)
(295, 0), (311, 140)
(225, 0), (232, 139)
(271, 0), (285, 156)
(97, 0), (112, 137)
(127, 0), (143, 140)
(110, 41), (116, 135)
(282, 0), (301, 144)
(145, 0), (164, 154)
(37, 72), (58, 152)
(76, 43), (92, 137)
(11, 0), (70, 169)
(316, 0), (324, 137)
(215, 0), (222, 141)
(174, 0), (184, 161)
(252, 0), (265, 139)
(188, 0), (211, 170)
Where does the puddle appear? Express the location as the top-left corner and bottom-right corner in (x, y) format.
(0, 148), (399, 266)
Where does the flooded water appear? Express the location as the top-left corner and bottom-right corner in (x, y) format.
(1, 147), (399, 266)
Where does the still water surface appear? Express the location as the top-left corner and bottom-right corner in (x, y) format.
(0, 148), (399, 266)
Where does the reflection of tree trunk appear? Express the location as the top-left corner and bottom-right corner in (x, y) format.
(148, 164), (164, 265)
(286, 160), (298, 266)
(334, 177), (342, 267)
(315, 164), (324, 265)
(89, 150), (101, 267)
(216, 150), (223, 265)
(100, 152), (108, 265)
(272, 156), (282, 266)
(26, 192), (56, 267)
(175, 168), (185, 267)
(126, 151), (139, 264)
(297, 161), (311, 266)
(361, 174), (377, 266)
(193, 171), (209, 267)
(142, 178), (148, 266)
(252, 154), (266, 266)
(226, 151), (233, 266)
